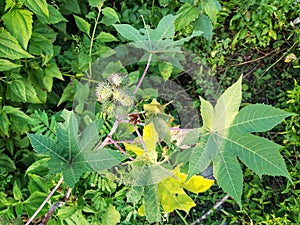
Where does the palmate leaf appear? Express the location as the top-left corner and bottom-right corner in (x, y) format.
(28, 110), (125, 188)
(113, 15), (202, 53)
(188, 75), (294, 207)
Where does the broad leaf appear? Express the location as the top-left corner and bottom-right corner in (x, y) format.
(6, 77), (42, 103)
(2, 9), (33, 49)
(0, 59), (22, 71)
(158, 167), (214, 213)
(74, 15), (90, 36)
(101, 7), (120, 26)
(175, 3), (199, 31)
(0, 29), (34, 59)
(40, 5), (67, 24)
(20, 0), (49, 23)
(188, 75), (294, 207)
(113, 14), (202, 53)
(0, 154), (16, 172)
(194, 14), (213, 41)
(28, 110), (125, 187)
(203, 0), (221, 24)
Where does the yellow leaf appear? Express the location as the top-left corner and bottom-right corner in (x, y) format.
(284, 53), (297, 63)
(138, 204), (145, 216)
(123, 143), (144, 156)
(123, 122), (159, 162)
(157, 166), (214, 213)
(144, 99), (172, 117)
(144, 99), (164, 117)
(158, 176), (195, 213)
(143, 122), (159, 152)
(183, 175), (214, 194)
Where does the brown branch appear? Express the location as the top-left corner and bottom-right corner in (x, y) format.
(25, 176), (64, 225)
(189, 194), (230, 225)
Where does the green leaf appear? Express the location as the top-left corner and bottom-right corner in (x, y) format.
(175, 3), (199, 31)
(57, 79), (79, 106)
(158, 62), (173, 80)
(0, 29), (34, 59)
(194, 14), (213, 41)
(47, 5), (68, 24)
(74, 15), (90, 36)
(27, 133), (64, 163)
(268, 29), (277, 40)
(127, 186), (144, 204)
(188, 75), (293, 207)
(114, 14), (202, 53)
(0, 154), (16, 172)
(230, 104), (295, 133)
(60, 0), (81, 15)
(20, 0), (49, 23)
(101, 7), (120, 26)
(28, 110), (124, 188)
(44, 62), (64, 92)
(13, 181), (23, 201)
(144, 185), (161, 223)
(213, 75), (242, 133)
(28, 174), (50, 193)
(113, 24), (144, 42)
(83, 148), (127, 172)
(24, 192), (49, 217)
(0, 59), (22, 71)
(26, 158), (49, 176)
(6, 77), (42, 103)
(2, 9), (33, 49)
(200, 96), (214, 131)
(0, 111), (10, 137)
(188, 134), (219, 179)
(213, 152), (243, 207)
(3, 106), (32, 122)
(203, 0), (220, 24)
(29, 32), (54, 57)
(89, 0), (103, 8)
(225, 134), (291, 179)
(96, 31), (118, 42)
(101, 204), (121, 225)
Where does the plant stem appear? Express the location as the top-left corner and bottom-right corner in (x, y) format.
(189, 194), (230, 225)
(88, 3), (103, 79)
(98, 119), (120, 149)
(108, 136), (134, 161)
(259, 40), (298, 78)
(134, 53), (153, 95)
(25, 176), (64, 225)
(175, 209), (188, 225)
(133, 124), (147, 152)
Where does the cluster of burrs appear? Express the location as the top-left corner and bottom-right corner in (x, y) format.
(96, 73), (134, 116)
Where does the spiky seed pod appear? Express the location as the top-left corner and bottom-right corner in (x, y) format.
(109, 73), (123, 87)
(113, 88), (125, 103)
(121, 94), (134, 107)
(112, 89), (133, 107)
(96, 82), (113, 102)
(102, 101), (114, 114)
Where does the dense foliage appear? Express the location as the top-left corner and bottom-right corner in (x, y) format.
(0, 0), (299, 224)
